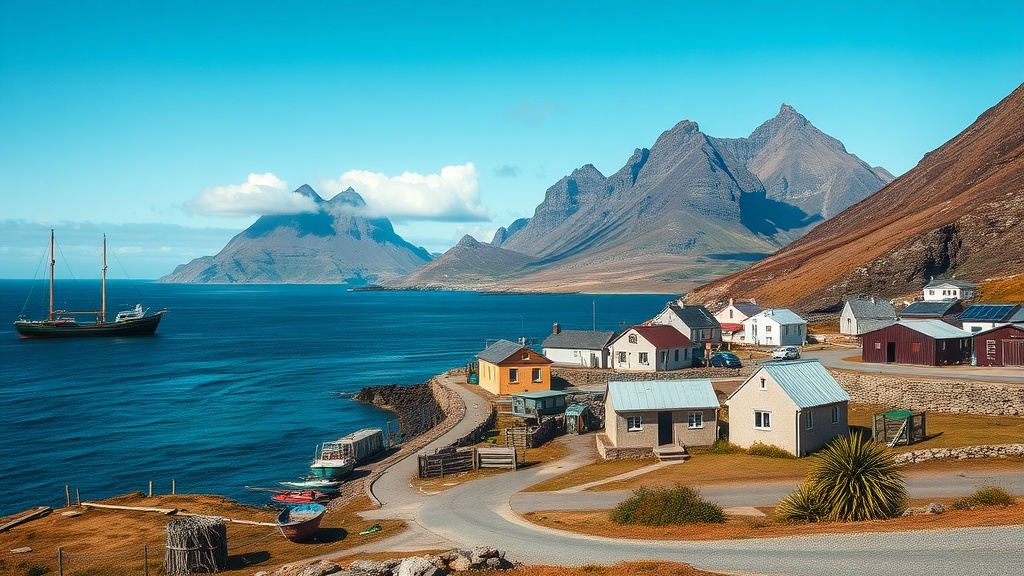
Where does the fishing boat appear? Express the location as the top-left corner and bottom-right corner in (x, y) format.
(309, 442), (356, 479)
(14, 230), (167, 338)
(279, 477), (341, 491)
(276, 503), (326, 542)
(271, 490), (332, 504)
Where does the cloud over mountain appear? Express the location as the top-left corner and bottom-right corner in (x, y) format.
(319, 163), (490, 223)
(189, 173), (320, 217)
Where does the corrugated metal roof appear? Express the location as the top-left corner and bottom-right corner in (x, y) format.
(607, 379), (718, 411)
(512, 390), (567, 400)
(565, 404), (589, 417)
(732, 302), (764, 316)
(541, 329), (616, 350)
(898, 319), (972, 339)
(1009, 309), (1024, 323)
(756, 360), (849, 409)
(845, 296), (897, 320)
(666, 304), (720, 329)
(958, 304), (1020, 322)
(750, 308), (806, 325)
(856, 318), (897, 335)
(899, 300), (959, 317)
(925, 278), (978, 290)
(619, 325), (694, 348)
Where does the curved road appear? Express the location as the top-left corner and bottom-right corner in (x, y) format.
(352, 381), (1024, 575)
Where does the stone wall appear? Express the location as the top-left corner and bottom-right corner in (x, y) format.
(893, 443), (1024, 465)
(595, 433), (654, 460)
(554, 365), (749, 389)
(830, 370), (1024, 416)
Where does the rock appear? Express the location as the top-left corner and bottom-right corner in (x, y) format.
(294, 560), (345, 576)
(470, 546), (500, 564)
(926, 502), (946, 514)
(449, 555), (473, 571)
(347, 559), (394, 576)
(396, 556), (441, 576)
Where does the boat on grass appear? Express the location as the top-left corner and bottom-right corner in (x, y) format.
(277, 503), (326, 542)
(14, 230), (167, 338)
(271, 490), (332, 504)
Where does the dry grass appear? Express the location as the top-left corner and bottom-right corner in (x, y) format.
(0, 493), (403, 575)
(978, 275), (1024, 302)
(848, 403), (1024, 450)
(592, 453), (810, 492)
(463, 561), (725, 576)
(522, 501), (1024, 541)
(524, 456), (660, 493)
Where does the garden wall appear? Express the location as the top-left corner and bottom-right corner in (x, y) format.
(830, 370), (1024, 416)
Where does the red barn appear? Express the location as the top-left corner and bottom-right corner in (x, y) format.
(973, 324), (1024, 367)
(861, 320), (972, 366)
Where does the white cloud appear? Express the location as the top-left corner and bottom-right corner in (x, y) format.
(320, 163), (490, 223)
(189, 173), (318, 217)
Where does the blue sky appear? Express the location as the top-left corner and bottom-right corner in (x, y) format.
(1, 1), (1021, 279)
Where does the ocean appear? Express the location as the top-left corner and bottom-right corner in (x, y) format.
(0, 281), (672, 516)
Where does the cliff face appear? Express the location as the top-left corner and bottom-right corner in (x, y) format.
(685, 83), (1024, 311)
(158, 185), (431, 284)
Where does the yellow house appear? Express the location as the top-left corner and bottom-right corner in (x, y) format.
(475, 339), (553, 396)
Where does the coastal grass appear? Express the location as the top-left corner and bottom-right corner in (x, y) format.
(953, 486), (1018, 510)
(847, 403), (1024, 451)
(0, 493), (404, 576)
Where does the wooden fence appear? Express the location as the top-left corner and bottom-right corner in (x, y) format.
(504, 416), (560, 448)
(417, 446), (517, 478)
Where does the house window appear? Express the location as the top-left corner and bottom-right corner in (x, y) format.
(674, 349), (679, 362)
(784, 326), (789, 335)
(617, 351), (627, 363)
(532, 368), (542, 383)
(639, 352), (649, 365)
(729, 309), (734, 319)
(627, 416), (643, 431)
(929, 290), (935, 295)
(509, 368), (519, 383)
(766, 325), (772, 333)
(522, 351), (529, 360)
(911, 342), (922, 353)
(628, 334), (638, 344)
(805, 411), (814, 430)
(688, 412), (703, 429)
(760, 377), (767, 390)
(754, 411), (771, 430)
(831, 405), (840, 424)
(874, 342), (882, 350)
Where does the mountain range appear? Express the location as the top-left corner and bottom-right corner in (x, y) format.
(388, 105), (892, 292)
(685, 83), (1024, 312)
(158, 185), (431, 284)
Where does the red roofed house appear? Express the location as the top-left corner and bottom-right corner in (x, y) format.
(713, 298), (763, 344)
(608, 325), (696, 371)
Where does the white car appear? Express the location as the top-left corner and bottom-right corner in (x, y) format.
(772, 346), (801, 360)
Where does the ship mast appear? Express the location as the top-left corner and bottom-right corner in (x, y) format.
(48, 229), (55, 321)
(101, 234), (107, 323)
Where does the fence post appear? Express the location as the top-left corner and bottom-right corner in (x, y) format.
(57, 547), (63, 576)
(76, 488), (80, 506)
(172, 479), (176, 495)
(144, 543), (149, 576)
(65, 486), (70, 507)
(148, 480), (153, 497)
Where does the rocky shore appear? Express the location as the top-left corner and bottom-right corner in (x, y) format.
(257, 546), (513, 576)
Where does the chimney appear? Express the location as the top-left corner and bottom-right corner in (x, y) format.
(729, 298), (734, 306)
(871, 296), (876, 304)
(552, 323), (560, 335)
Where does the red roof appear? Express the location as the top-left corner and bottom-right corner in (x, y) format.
(719, 323), (744, 332)
(630, 325), (694, 348)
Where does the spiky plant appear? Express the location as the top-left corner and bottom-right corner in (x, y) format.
(808, 433), (907, 521)
(774, 481), (825, 522)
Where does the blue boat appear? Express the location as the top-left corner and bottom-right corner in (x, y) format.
(277, 503), (326, 542)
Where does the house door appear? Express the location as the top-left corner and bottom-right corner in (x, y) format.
(657, 411), (673, 446)
(886, 342), (896, 363)
(1003, 340), (1024, 366)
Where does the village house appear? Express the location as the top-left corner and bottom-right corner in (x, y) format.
(839, 296), (897, 336)
(475, 339), (553, 396)
(540, 324), (616, 368)
(923, 278), (978, 301)
(957, 304), (1021, 333)
(726, 360), (849, 457)
(713, 298), (763, 344)
(650, 302), (722, 346)
(608, 325), (695, 371)
(973, 324), (1024, 367)
(898, 299), (963, 320)
(860, 319), (973, 366)
(742, 308), (807, 347)
(601, 379), (719, 460)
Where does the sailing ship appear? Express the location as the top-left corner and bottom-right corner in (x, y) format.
(14, 230), (167, 338)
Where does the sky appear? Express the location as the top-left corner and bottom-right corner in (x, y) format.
(1, 1), (1022, 279)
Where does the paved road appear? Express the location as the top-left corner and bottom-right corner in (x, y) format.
(807, 347), (1024, 384)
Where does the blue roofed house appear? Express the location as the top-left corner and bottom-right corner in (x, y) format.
(742, 309), (807, 346)
(600, 379), (720, 460)
(726, 360), (850, 457)
(957, 304), (1021, 334)
(541, 323), (616, 368)
(840, 296), (897, 336)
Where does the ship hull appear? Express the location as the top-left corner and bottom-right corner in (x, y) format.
(14, 310), (167, 339)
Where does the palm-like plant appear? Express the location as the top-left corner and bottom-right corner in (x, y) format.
(808, 433), (907, 521)
(774, 481), (825, 522)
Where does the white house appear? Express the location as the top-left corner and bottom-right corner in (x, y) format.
(923, 278), (977, 302)
(839, 296), (897, 336)
(541, 324), (616, 368)
(608, 325), (694, 371)
(742, 309), (807, 347)
(726, 360), (849, 457)
(714, 299), (763, 344)
(957, 304), (1021, 334)
(650, 302), (721, 344)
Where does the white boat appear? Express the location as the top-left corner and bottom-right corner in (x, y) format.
(280, 478), (341, 490)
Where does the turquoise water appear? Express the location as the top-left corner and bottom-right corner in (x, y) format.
(0, 282), (671, 515)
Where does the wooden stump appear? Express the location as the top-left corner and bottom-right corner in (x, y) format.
(164, 515), (227, 575)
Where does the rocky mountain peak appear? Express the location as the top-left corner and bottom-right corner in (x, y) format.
(329, 187), (368, 209)
(294, 184), (324, 201)
(455, 234), (480, 249)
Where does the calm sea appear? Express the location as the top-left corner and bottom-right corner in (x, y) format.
(0, 281), (671, 515)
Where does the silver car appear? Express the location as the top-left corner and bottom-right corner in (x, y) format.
(771, 346), (801, 360)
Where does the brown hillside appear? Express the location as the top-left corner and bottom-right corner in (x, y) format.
(686, 83), (1024, 312)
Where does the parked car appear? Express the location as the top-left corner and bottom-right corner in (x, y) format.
(710, 351), (742, 368)
(772, 346), (801, 360)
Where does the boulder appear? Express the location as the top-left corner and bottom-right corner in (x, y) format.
(396, 556), (442, 576)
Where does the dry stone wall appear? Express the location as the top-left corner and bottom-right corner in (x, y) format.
(830, 370), (1024, 416)
(554, 365), (749, 388)
(894, 444), (1024, 465)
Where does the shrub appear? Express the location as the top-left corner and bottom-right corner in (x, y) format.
(774, 481), (826, 522)
(952, 486), (1017, 510)
(704, 439), (745, 454)
(808, 434), (906, 521)
(611, 484), (725, 526)
(747, 442), (796, 459)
